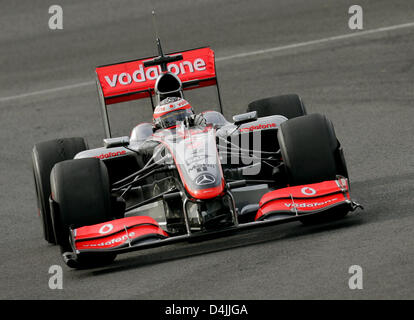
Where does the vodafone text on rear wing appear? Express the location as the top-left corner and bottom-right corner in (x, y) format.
(95, 47), (222, 138)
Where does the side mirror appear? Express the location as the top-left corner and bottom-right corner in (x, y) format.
(233, 111), (258, 126)
(103, 136), (130, 148)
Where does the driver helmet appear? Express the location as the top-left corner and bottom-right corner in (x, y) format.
(153, 97), (195, 129)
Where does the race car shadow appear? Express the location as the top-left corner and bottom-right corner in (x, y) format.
(89, 213), (364, 276)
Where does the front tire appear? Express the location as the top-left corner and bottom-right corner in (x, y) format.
(277, 113), (349, 224)
(50, 158), (116, 267)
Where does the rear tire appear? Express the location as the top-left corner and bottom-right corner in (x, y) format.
(50, 158), (116, 267)
(32, 137), (88, 244)
(277, 114), (349, 224)
(247, 94), (307, 119)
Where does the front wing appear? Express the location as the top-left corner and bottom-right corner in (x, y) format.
(68, 178), (362, 260)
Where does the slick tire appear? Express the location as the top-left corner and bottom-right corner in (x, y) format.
(32, 137), (88, 244)
(247, 94), (307, 119)
(277, 113), (348, 224)
(50, 158), (116, 267)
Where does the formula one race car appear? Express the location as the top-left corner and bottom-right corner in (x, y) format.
(32, 39), (362, 268)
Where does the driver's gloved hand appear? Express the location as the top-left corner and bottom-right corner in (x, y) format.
(185, 114), (206, 127)
(193, 114), (206, 127)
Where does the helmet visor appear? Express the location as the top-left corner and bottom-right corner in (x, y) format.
(158, 108), (194, 129)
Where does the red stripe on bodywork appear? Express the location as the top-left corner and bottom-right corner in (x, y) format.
(188, 179), (226, 200)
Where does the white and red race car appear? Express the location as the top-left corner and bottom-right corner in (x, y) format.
(32, 40), (362, 268)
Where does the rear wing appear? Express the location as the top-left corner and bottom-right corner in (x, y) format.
(95, 47), (222, 138)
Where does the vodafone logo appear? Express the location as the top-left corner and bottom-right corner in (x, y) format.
(104, 58), (207, 88)
(284, 198), (337, 208)
(99, 224), (114, 234)
(301, 187), (316, 196)
(78, 232), (136, 248)
(240, 123), (276, 132)
(94, 150), (126, 159)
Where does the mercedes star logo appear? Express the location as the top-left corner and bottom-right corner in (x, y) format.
(195, 173), (216, 185)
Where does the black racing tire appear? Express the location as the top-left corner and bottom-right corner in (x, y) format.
(32, 137), (88, 244)
(50, 158), (116, 267)
(277, 113), (338, 186)
(247, 94), (307, 119)
(277, 113), (348, 224)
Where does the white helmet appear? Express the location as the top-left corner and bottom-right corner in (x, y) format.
(153, 97), (194, 129)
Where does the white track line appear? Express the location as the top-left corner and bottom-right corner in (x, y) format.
(1, 21), (413, 103)
(0, 80), (95, 103)
(216, 21), (414, 62)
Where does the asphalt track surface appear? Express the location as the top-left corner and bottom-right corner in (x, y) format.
(1, 0), (413, 300)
